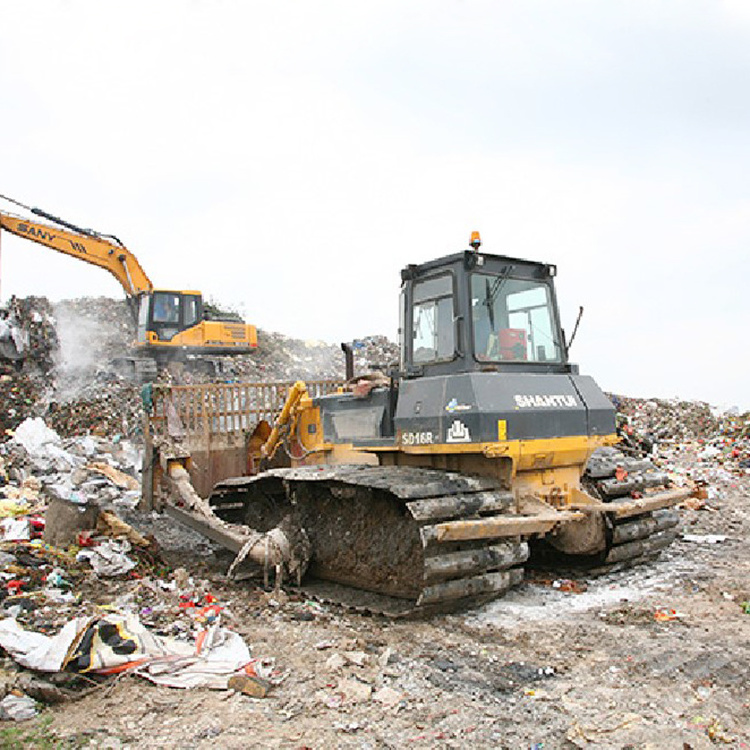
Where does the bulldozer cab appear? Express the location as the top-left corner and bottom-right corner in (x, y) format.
(400, 248), (568, 378)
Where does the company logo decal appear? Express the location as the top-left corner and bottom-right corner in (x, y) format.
(445, 398), (472, 413)
(514, 394), (577, 408)
(446, 419), (471, 443)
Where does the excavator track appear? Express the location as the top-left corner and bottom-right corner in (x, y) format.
(209, 465), (529, 617)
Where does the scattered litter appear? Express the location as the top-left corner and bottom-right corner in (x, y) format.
(681, 534), (728, 544)
(0, 612), (255, 690)
(0, 693), (38, 721)
(551, 579), (588, 594)
(653, 608), (685, 622)
(76, 539), (136, 577)
(227, 674), (271, 697)
(1, 516), (31, 541)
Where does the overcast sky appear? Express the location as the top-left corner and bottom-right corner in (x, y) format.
(1, 1), (748, 409)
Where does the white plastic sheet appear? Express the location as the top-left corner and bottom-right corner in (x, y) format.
(76, 539), (136, 577)
(0, 614), (252, 690)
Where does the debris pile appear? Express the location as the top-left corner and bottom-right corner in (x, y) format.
(0, 294), (748, 744)
(0, 373), (44, 436)
(3, 417), (142, 516)
(0, 415), (279, 716)
(0, 296), (58, 375)
(45, 378), (142, 438)
(219, 332), (399, 383)
(612, 394), (750, 477)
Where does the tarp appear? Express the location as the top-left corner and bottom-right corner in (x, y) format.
(0, 614), (252, 690)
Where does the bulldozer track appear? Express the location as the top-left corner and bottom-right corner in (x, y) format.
(588, 447), (681, 572)
(210, 465), (529, 617)
(534, 447), (681, 577)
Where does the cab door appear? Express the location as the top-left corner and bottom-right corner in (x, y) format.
(148, 292), (202, 342)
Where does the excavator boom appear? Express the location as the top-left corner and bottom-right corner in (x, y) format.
(0, 210), (152, 297)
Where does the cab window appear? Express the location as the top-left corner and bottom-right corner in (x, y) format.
(137, 295), (150, 342)
(184, 296), (200, 327)
(152, 292), (181, 324)
(412, 274), (455, 364)
(471, 273), (562, 362)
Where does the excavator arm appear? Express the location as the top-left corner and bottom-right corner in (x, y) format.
(0, 208), (152, 297)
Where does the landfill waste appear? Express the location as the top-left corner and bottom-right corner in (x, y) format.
(611, 394), (750, 478)
(0, 692), (38, 721)
(5, 417), (142, 513)
(0, 612), (256, 690)
(226, 673), (271, 697)
(0, 294), (746, 745)
(653, 608), (684, 622)
(76, 539), (136, 577)
(0, 296), (58, 375)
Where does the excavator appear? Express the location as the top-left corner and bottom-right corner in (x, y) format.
(160, 232), (689, 616)
(0, 195), (257, 375)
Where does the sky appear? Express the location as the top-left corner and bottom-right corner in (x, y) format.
(0, 1), (748, 409)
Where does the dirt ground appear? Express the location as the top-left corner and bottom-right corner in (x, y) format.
(5, 467), (741, 750)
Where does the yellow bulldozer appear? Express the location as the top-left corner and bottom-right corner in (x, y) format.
(149, 232), (689, 616)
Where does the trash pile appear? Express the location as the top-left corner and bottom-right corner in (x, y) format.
(0, 296), (58, 375)
(45, 378), (143, 438)
(51, 297), (136, 380)
(218, 332), (400, 383)
(0, 294), (748, 734)
(0, 542), (278, 718)
(612, 394), (750, 477)
(3, 417), (142, 513)
(0, 416), (279, 720)
(609, 395), (750, 536)
(0, 373), (44, 436)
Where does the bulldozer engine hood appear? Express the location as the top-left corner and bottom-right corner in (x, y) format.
(392, 373), (614, 446)
(317, 372), (614, 447)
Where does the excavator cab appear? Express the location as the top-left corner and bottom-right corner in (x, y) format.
(399, 237), (569, 379)
(134, 289), (257, 359)
(136, 290), (202, 344)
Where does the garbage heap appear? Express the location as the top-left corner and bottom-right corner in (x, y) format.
(0, 296), (59, 437)
(610, 393), (750, 527)
(203, 332), (400, 383)
(0, 296), (58, 376)
(613, 394), (750, 473)
(0, 416), (278, 720)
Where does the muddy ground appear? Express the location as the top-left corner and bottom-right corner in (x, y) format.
(6, 470), (745, 750)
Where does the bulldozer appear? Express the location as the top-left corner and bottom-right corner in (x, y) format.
(156, 232), (687, 616)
